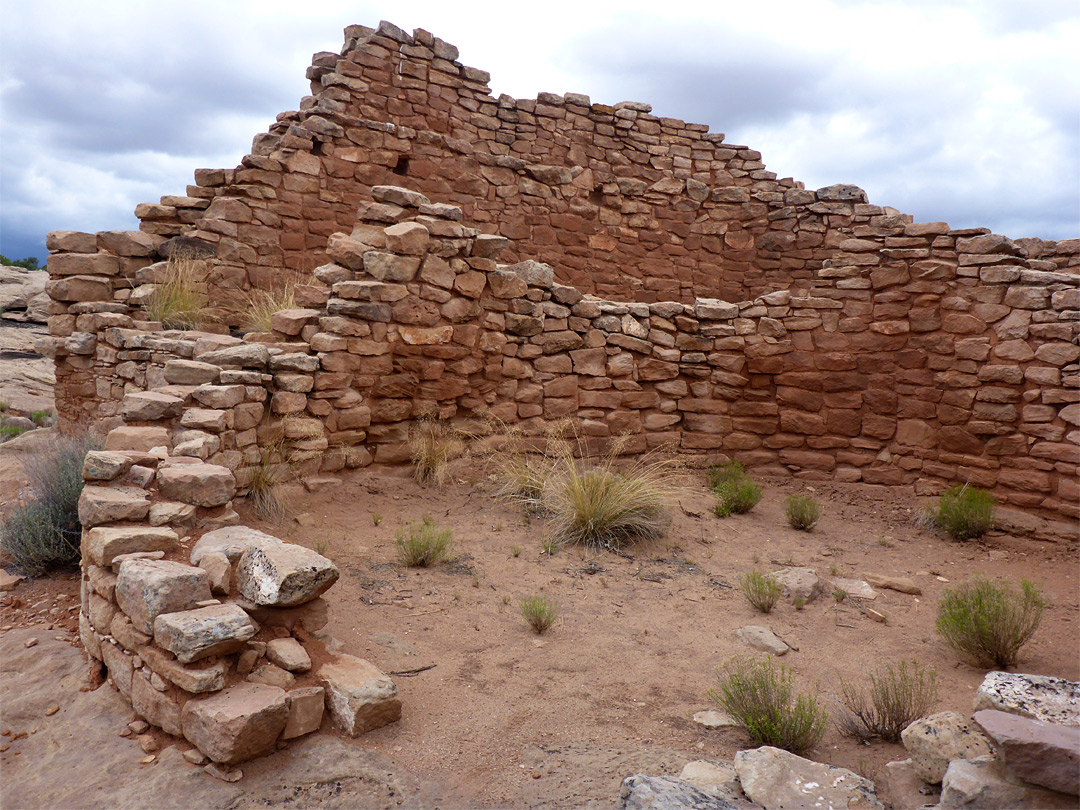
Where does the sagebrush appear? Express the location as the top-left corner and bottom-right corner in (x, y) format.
(739, 570), (782, 613)
(933, 484), (995, 540)
(936, 577), (1045, 667)
(784, 494), (821, 531)
(836, 660), (938, 742)
(0, 436), (95, 574)
(710, 461), (762, 517)
(520, 594), (560, 634)
(708, 657), (828, 754)
(396, 516), (453, 567)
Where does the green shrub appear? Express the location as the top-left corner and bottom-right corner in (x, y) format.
(934, 484), (995, 540)
(0, 436), (94, 574)
(710, 461), (762, 517)
(837, 660), (938, 742)
(395, 516), (453, 567)
(738, 570), (782, 613)
(520, 594), (559, 634)
(708, 657), (828, 754)
(30, 410), (55, 427)
(936, 577), (1046, 667)
(784, 494), (821, 531)
(0, 425), (27, 443)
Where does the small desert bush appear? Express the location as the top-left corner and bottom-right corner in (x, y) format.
(30, 409), (55, 428)
(708, 657), (828, 754)
(395, 516), (453, 567)
(142, 253), (214, 330)
(520, 594), (560, 634)
(409, 419), (464, 486)
(241, 283), (297, 334)
(836, 660), (938, 742)
(739, 570), (782, 613)
(784, 494), (821, 531)
(0, 436), (94, 574)
(244, 429), (292, 523)
(936, 577), (1046, 668)
(933, 484), (995, 540)
(709, 461), (762, 517)
(544, 449), (675, 552)
(0, 425), (26, 443)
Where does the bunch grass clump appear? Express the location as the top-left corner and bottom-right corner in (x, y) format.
(244, 429), (291, 523)
(0, 436), (95, 574)
(520, 593), (560, 634)
(784, 494), (821, 531)
(242, 283), (297, 333)
(933, 484), (995, 540)
(142, 253), (214, 330)
(409, 419), (465, 487)
(738, 570), (782, 613)
(936, 576), (1046, 668)
(836, 660), (938, 742)
(709, 461), (762, 517)
(396, 516), (453, 567)
(708, 657), (828, 754)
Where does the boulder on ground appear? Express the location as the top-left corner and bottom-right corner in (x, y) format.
(974, 708), (1079, 795)
(938, 755), (1077, 809)
(181, 682), (288, 765)
(769, 567), (823, 603)
(735, 626), (789, 656)
(318, 654), (400, 736)
(236, 543), (339, 607)
(901, 711), (995, 784)
(282, 686), (325, 740)
(734, 745), (884, 810)
(973, 671), (1079, 727)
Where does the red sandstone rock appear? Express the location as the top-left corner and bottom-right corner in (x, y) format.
(181, 683), (288, 765)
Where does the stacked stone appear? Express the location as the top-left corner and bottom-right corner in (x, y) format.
(77, 430), (400, 767)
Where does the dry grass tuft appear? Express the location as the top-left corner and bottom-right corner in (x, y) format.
(520, 594), (560, 634)
(142, 253), (215, 330)
(738, 570), (782, 613)
(242, 283), (297, 333)
(409, 419), (466, 486)
(836, 660), (938, 742)
(396, 516), (453, 567)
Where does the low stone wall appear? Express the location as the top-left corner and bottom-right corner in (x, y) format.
(44, 184), (1080, 520)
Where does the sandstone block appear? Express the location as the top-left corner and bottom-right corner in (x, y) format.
(86, 526), (178, 567)
(974, 708), (1079, 794)
(282, 686), (325, 740)
(192, 384), (246, 409)
(363, 251), (420, 282)
(236, 543), (339, 607)
(181, 683), (288, 765)
(383, 221), (430, 255)
(863, 573), (922, 595)
(104, 426), (171, 452)
(319, 654), (401, 736)
(78, 486), (151, 528)
(88, 591), (118, 635)
(163, 359), (220, 385)
(734, 746), (884, 810)
(236, 597), (329, 633)
(939, 755), (1077, 809)
(735, 625), (789, 655)
(191, 526), (283, 565)
(100, 641), (134, 699)
(156, 461), (236, 507)
(269, 308), (320, 336)
(121, 391), (185, 422)
(46, 274), (112, 302)
(115, 558), (212, 634)
(770, 567), (823, 603)
(266, 637), (312, 673)
(131, 669), (183, 736)
(902, 711), (995, 784)
(194, 344), (270, 368)
(973, 671), (1079, 726)
(247, 663), (295, 689)
(154, 603), (258, 664)
(139, 644), (227, 693)
(82, 451), (135, 481)
(110, 613), (151, 652)
(198, 551), (232, 595)
(149, 500), (197, 527)
(180, 408), (228, 433)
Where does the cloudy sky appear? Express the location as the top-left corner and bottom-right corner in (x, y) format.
(1, 0), (1077, 263)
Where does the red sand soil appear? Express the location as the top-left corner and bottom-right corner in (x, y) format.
(2, 458), (1077, 809)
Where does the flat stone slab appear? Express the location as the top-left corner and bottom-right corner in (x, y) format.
(139, 644), (226, 693)
(319, 654), (401, 736)
(973, 671), (1080, 727)
(154, 603), (258, 663)
(84, 526), (179, 568)
(78, 485), (151, 528)
(863, 572), (922, 595)
(769, 567), (823, 603)
(617, 775), (743, 809)
(266, 637), (312, 673)
(827, 576), (878, 600)
(121, 390), (185, 421)
(283, 686), (325, 740)
(181, 682), (288, 765)
(939, 755), (1077, 810)
(115, 558), (212, 634)
(735, 625), (790, 655)
(156, 461), (236, 507)
(734, 745), (885, 810)
(692, 710), (740, 729)
(974, 709), (1080, 795)
(236, 543), (339, 607)
(191, 525), (283, 565)
(901, 711), (995, 784)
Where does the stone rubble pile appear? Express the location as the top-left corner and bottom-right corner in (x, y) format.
(78, 417), (401, 770)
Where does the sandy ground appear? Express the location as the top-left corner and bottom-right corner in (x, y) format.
(1, 447), (1077, 809)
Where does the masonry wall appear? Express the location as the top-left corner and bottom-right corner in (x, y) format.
(43, 182), (1080, 521)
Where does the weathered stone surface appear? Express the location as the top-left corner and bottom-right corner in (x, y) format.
(104, 426), (171, 452)
(676, 761), (757, 807)
(938, 755), (1077, 809)
(82, 450), (135, 481)
(131, 669), (183, 736)
(247, 662), (295, 689)
(121, 391), (185, 422)
(881, 758), (939, 810)
(769, 567), (823, 603)
(110, 613), (151, 652)
(974, 709), (1079, 794)
(78, 485), (151, 528)
(617, 775), (744, 809)
(86, 526), (178, 568)
(282, 686), (325, 740)
(973, 671), (1080, 727)
(735, 626), (789, 655)
(266, 637), (312, 673)
(139, 644), (227, 694)
(115, 559), (212, 634)
(734, 746), (884, 809)
(236, 597), (329, 633)
(156, 462), (236, 507)
(194, 344), (270, 368)
(827, 577), (878, 600)
(901, 711), (995, 784)
(181, 683), (288, 765)
(191, 526), (282, 565)
(149, 500), (197, 527)
(163, 359), (220, 385)
(154, 603), (258, 664)
(863, 573), (922, 595)
(198, 550), (232, 595)
(318, 654), (401, 736)
(236, 543), (339, 607)
(693, 710), (740, 729)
